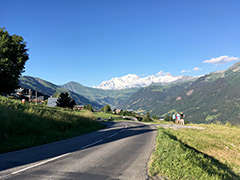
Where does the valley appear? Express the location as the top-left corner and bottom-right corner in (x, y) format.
(19, 61), (240, 125)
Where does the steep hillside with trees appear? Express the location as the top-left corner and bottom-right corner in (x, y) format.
(122, 62), (240, 125)
(120, 81), (194, 113)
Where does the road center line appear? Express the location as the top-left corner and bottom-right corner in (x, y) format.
(11, 153), (70, 175)
(107, 125), (128, 138)
(9, 124), (129, 176)
(107, 132), (119, 138)
(81, 139), (103, 149)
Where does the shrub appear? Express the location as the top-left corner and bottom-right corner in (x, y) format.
(164, 115), (172, 121)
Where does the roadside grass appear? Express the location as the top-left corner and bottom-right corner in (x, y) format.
(93, 112), (120, 119)
(149, 126), (240, 180)
(168, 124), (240, 176)
(0, 96), (104, 153)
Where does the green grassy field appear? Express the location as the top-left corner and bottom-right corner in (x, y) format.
(0, 96), (104, 153)
(149, 124), (240, 180)
(93, 112), (121, 119)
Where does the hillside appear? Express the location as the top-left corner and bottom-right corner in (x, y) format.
(122, 61), (240, 125)
(19, 76), (101, 109)
(61, 81), (139, 108)
(120, 81), (194, 113)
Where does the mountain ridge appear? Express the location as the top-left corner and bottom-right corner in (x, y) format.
(19, 76), (102, 109)
(61, 81), (139, 108)
(121, 61), (240, 125)
(19, 61), (240, 125)
(95, 73), (196, 90)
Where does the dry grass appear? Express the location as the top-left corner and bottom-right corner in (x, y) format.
(168, 124), (240, 176)
(149, 127), (239, 180)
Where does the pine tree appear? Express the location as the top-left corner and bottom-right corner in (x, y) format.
(144, 112), (151, 122)
(56, 92), (76, 109)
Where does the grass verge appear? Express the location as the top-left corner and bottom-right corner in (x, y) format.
(149, 127), (239, 180)
(0, 96), (104, 153)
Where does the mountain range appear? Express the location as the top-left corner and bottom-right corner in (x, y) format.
(95, 73), (195, 90)
(19, 61), (240, 125)
(121, 61), (240, 125)
(19, 76), (139, 109)
(61, 82), (139, 107)
(19, 76), (102, 109)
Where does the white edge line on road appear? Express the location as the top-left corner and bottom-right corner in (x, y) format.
(11, 153), (70, 175)
(81, 139), (103, 149)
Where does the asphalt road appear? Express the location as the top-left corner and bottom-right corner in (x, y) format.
(0, 121), (157, 180)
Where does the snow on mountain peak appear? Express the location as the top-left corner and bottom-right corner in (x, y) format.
(94, 73), (192, 90)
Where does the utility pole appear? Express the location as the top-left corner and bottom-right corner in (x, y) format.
(29, 89), (32, 102)
(35, 90), (38, 105)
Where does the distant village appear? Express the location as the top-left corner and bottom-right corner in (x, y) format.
(10, 88), (135, 113)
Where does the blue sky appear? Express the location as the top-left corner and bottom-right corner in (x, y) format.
(1, 0), (240, 87)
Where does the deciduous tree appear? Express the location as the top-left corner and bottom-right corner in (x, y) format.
(102, 104), (112, 113)
(85, 104), (93, 112)
(0, 28), (29, 95)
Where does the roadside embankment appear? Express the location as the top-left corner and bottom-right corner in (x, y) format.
(149, 124), (240, 180)
(0, 96), (104, 153)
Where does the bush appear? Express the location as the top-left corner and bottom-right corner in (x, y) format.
(164, 115), (172, 121)
(152, 115), (159, 120)
(143, 112), (152, 122)
(101, 104), (112, 113)
(120, 110), (135, 116)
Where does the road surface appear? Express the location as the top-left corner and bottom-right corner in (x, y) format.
(0, 121), (157, 180)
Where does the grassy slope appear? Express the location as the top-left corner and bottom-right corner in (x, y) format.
(0, 96), (104, 153)
(93, 112), (121, 119)
(149, 124), (240, 180)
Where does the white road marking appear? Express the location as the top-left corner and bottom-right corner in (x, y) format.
(107, 132), (119, 138)
(6, 124), (129, 177)
(11, 153), (70, 175)
(81, 139), (103, 149)
(108, 124), (128, 138)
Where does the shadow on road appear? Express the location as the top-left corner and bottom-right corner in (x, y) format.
(0, 121), (156, 172)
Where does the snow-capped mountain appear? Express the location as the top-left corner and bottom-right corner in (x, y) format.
(95, 74), (194, 90)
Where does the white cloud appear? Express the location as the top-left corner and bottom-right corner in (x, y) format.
(181, 70), (190, 73)
(156, 71), (170, 76)
(203, 56), (239, 65)
(193, 67), (202, 71)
